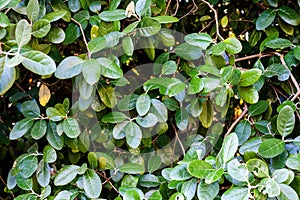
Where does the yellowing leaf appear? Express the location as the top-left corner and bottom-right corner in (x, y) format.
(39, 84), (51, 106)
(221, 16), (228, 28)
(90, 25), (99, 40)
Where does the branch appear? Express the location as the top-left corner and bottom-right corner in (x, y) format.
(71, 18), (91, 59)
(274, 52), (300, 101)
(235, 52), (274, 62)
(200, 0), (224, 41)
(172, 123), (185, 157)
(225, 103), (248, 137)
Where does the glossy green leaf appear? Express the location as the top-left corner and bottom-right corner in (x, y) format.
(188, 77), (204, 94)
(205, 168), (224, 184)
(119, 163), (145, 174)
(148, 155), (161, 173)
(27, 0), (39, 22)
(0, 12), (10, 27)
(102, 112), (128, 123)
(161, 61), (177, 75)
(83, 169), (102, 198)
(46, 27), (65, 43)
(248, 100), (268, 116)
(36, 160), (50, 187)
(265, 38), (293, 49)
(256, 9), (276, 30)
(118, 94), (139, 111)
(10, 118), (34, 140)
(21, 100), (40, 118)
(46, 122), (64, 150)
(7, 169), (16, 190)
(228, 159), (250, 182)
(136, 113), (158, 128)
(237, 86), (259, 104)
(212, 42), (226, 55)
(55, 56), (83, 79)
(43, 10), (68, 22)
(235, 120), (251, 145)
(258, 138), (285, 158)
(139, 174), (160, 187)
(175, 108), (188, 130)
(272, 168), (294, 185)
(170, 164), (192, 180)
(197, 181), (219, 200)
(216, 132), (239, 168)
(175, 43), (202, 60)
(136, 93), (151, 116)
(99, 9), (126, 21)
(14, 154), (38, 178)
(286, 154), (300, 171)
(238, 68), (262, 87)
(54, 165), (80, 186)
(43, 145), (57, 163)
(136, 0), (151, 17)
(150, 99), (167, 122)
(224, 37), (243, 54)
(264, 63), (290, 81)
(138, 17), (161, 36)
(97, 57), (123, 79)
(16, 175), (33, 191)
(187, 160), (214, 179)
(21, 50), (56, 75)
(122, 36), (134, 56)
(246, 158), (269, 178)
(54, 190), (72, 200)
(82, 59), (101, 85)
(125, 122), (142, 148)
(32, 19), (51, 38)
(277, 105), (295, 138)
(63, 118), (81, 138)
(278, 184), (299, 200)
(278, 6), (300, 26)
(15, 19), (31, 48)
(221, 187), (249, 200)
(184, 33), (213, 50)
(153, 16), (179, 23)
(181, 178), (197, 200)
(0, 59), (16, 95)
(50, 0), (71, 22)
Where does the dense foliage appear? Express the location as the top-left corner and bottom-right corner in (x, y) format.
(0, 0), (300, 199)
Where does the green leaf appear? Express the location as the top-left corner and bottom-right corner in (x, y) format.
(184, 33), (213, 50)
(136, 93), (151, 116)
(199, 100), (214, 129)
(175, 108), (188, 131)
(216, 132), (239, 168)
(152, 16), (179, 23)
(0, 59), (16, 95)
(54, 190), (73, 200)
(149, 191), (162, 200)
(187, 160), (214, 179)
(98, 86), (117, 108)
(97, 57), (123, 79)
(264, 63), (290, 81)
(170, 164), (192, 180)
(248, 100), (268, 116)
(188, 77), (204, 94)
(138, 17), (161, 37)
(88, 37), (107, 53)
(125, 122), (142, 148)
(272, 169), (294, 184)
(32, 19), (51, 38)
(55, 56), (83, 79)
(123, 189), (144, 200)
(175, 43), (202, 60)
(150, 99), (168, 122)
(36, 160), (50, 187)
(278, 183), (299, 199)
(82, 59), (101, 85)
(122, 36), (134, 56)
(15, 19), (31, 48)
(181, 178), (197, 200)
(235, 120), (251, 145)
(265, 178), (280, 197)
(10, 118), (34, 140)
(14, 154), (38, 178)
(16, 175), (33, 191)
(46, 27), (65, 43)
(294, 46), (300, 61)
(102, 112), (128, 123)
(27, 0), (39, 22)
(197, 181), (219, 200)
(238, 68), (262, 87)
(46, 122), (64, 150)
(118, 94), (139, 111)
(205, 168), (224, 184)
(50, 0), (71, 22)
(83, 169), (102, 198)
(21, 100), (40, 118)
(119, 163), (145, 174)
(136, 0), (151, 17)
(265, 38), (293, 49)
(0, 12), (10, 27)
(237, 86), (259, 104)
(278, 6), (300, 26)
(63, 118), (81, 138)
(148, 155), (161, 173)
(54, 165), (80, 186)
(212, 42), (226, 55)
(227, 159), (250, 182)
(43, 10), (68, 22)
(7, 170), (16, 190)
(277, 105), (295, 138)
(286, 154), (300, 171)
(224, 37), (243, 54)
(46, 107), (64, 122)
(139, 174), (160, 188)
(221, 187), (249, 200)
(161, 61), (177, 75)
(21, 50), (56, 76)
(43, 145), (57, 163)
(136, 113), (158, 128)
(256, 9), (276, 30)
(99, 9), (126, 21)
(246, 158), (269, 178)
(258, 138), (285, 158)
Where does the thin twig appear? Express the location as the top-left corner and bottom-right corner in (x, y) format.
(172, 123), (185, 157)
(173, 0), (179, 16)
(274, 52), (300, 101)
(164, 0), (172, 15)
(235, 52), (274, 62)
(98, 171), (120, 194)
(200, 0), (224, 41)
(0, 175), (15, 199)
(179, 0), (198, 20)
(225, 103), (248, 137)
(71, 18), (91, 59)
